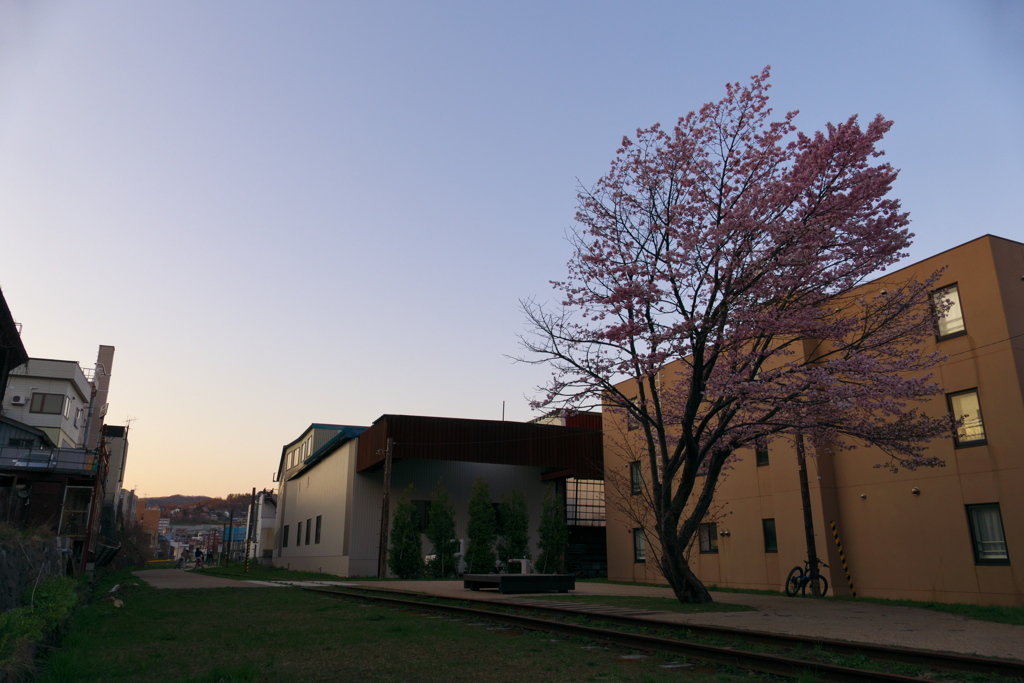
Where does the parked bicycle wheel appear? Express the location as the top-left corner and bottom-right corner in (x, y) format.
(803, 574), (828, 596)
(784, 566), (803, 596)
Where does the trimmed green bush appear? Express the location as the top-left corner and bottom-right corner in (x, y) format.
(425, 485), (458, 578)
(389, 486), (424, 579)
(497, 489), (530, 568)
(536, 489), (568, 573)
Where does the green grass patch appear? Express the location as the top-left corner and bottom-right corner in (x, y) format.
(37, 569), (736, 682)
(0, 575), (78, 679)
(527, 594), (753, 614)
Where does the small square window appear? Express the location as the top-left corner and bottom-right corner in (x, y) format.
(933, 284), (966, 339)
(948, 389), (986, 447)
(966, 504), (1008, 564)
(633, 528), (646, 562)
(762, 518), (778, 553)
(626, 397), (640, 431)
(755, 438), (769, 467)
(315, 515), (322, 544)
(630, 462), (642, 495)
(699, 523), (718, 553)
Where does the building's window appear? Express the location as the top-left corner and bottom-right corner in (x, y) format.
(762, 518), (778, 553)
(8, 438), (32, 447)
(698, 523), (718, 553)
(633, 529), (646, 562)
(74, 407), (83, 428)
(755, 438), (769, 466)
(626, 397), (640, 431)
(565, 478), (606, 527)
(63, 399), (71, 419)
(948, 389), (986, 447)
(933, 284), (966, 339)
(30, 393), (64, 415)
(315, 515), (322, 544)
(305, 518), (312, 545)
(696, 455), (709, 477)
(630, 461), (642, 495)
(282, 525), (289, 548)
(966, 504), (1008, 564)
(58, 486), (93, 536)
(296, 521), (302, 546)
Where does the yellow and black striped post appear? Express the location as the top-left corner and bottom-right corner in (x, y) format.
(830, 520), (856, 597)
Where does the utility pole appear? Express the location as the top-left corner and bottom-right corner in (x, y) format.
(227, 508), (234, 566)
(376, 438), (395, 578)
(795, 432), (821, 596)
(245, 487), (255, 573)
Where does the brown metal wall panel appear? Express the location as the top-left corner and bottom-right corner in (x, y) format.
(566, 413), (602, 431)
(355, 415), (602, 479)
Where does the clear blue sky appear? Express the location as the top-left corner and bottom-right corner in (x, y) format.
(1, 1), (1021, 498)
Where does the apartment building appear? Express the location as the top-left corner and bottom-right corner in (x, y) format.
(604, 235), (1024, 606)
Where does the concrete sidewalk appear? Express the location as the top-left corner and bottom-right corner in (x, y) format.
(354, 579), (1024, 661)
(133, 569), (271, 589)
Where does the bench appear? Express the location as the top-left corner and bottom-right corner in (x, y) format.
(463, 573), (575, 594)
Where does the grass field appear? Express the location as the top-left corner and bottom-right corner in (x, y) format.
(36, 569), (743, 683)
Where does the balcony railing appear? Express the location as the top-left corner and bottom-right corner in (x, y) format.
(0, 447), (100, 475)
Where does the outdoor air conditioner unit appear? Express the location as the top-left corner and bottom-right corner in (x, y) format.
(10, 395), (26, 406)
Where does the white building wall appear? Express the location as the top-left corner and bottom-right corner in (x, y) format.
(4, 359), (91, 448)
(276, 440), (358, 576)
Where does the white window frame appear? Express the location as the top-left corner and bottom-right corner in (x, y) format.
(966, 503), (1008, 564)
(633, 528), (646, 562)
(948, 389), (986, 447)
(933, 283), (966, 340)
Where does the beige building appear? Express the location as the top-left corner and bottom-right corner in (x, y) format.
(605, 235), (1024, 606)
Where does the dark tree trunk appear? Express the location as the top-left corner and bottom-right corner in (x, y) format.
(795, 432), (821, 595)
(659, 532), (714, 603)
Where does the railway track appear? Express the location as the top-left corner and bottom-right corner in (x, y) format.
(301, 584), (1024, 682)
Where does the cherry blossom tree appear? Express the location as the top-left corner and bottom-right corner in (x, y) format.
(520, 68), (950, 603)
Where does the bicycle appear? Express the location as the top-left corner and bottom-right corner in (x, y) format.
(785, 558), (829, 596)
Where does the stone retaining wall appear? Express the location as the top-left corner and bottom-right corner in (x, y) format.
(0, 536), (64, 613)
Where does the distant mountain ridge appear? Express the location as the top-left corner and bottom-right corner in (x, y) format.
(145, 495), (212, 507)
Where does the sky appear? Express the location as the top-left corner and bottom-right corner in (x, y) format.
(1, 1), (1021, 499)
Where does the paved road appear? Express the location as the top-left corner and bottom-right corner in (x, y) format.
(133, 569), (270, 589)
(133, 571), (1024, 661)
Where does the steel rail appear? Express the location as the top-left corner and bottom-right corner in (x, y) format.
(313, 584), (1024, 680)
(303, 586), (948, 683)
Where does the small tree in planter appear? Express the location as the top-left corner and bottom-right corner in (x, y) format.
(388, 486), (424, 579)
(425, 485), (458, 578)
(536, 489), (568, 574)
(464, 477), (498, 574)
(496, 489), (530, 570)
